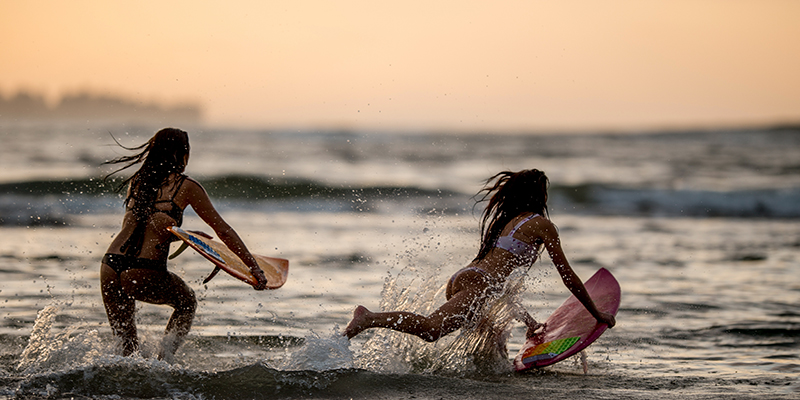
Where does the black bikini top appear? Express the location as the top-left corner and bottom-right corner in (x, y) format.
(121, 174), (187, 257)
(151, 174), (187, 226)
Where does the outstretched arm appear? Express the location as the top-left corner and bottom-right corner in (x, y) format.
(539, 220), (616, 328)
(184, 179), (268, 289)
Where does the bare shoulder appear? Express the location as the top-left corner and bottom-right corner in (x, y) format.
(523, 213), (554, 229)
(521, 214), (559, 240)
(182, 176), (207, 194)
(177, 176), (211, 207)
(182, 175), (201, 187)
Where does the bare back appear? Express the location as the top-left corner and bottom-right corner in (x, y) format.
(106, 173), (193, 260)
(470, 212), (546, 279)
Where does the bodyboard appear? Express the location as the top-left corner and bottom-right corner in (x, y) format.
(514, 267), (620, 371)
(168, 226), (288, 289)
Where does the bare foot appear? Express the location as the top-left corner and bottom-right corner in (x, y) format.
(343, 305), (371, 339)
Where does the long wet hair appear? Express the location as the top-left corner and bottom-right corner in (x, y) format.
(474, 169), (549, 261)
(103, 128), (190, 255)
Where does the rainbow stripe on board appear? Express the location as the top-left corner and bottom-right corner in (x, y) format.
(521, 336), (580, 364)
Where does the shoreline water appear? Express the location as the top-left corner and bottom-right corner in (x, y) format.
(0, 125), (798, 398)
(1, 213), (797, 398)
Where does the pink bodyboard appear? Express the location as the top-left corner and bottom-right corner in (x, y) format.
(514, 267), (620, 371)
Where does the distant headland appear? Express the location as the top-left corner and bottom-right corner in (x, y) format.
(0, 89), (202, 124)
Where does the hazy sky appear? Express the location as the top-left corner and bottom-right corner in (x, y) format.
(2, 1), (799, 132)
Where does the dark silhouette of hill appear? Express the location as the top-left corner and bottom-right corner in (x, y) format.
(0, 90), (202, 124)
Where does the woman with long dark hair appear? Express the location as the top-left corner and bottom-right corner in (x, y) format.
(101, 128), (268, 357)
(344, 169), (615, 341)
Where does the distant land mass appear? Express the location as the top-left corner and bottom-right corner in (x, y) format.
(0, 90), (202, 124)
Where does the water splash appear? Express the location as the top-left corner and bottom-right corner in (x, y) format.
(425, 274), (529, 375)
(11, 304), (206, 398)
(279, 328), (354, 371)
(355, 266), (532, 376)
(355, 264), (446, 373)
(15, 303), (174, 375)
(17, 304), (125, 375)
(17, 305), (60, 373)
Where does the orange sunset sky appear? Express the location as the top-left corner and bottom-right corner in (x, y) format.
(2, 1), (799, 132)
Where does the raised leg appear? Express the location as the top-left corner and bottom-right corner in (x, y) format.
(344, 288), (482, 342)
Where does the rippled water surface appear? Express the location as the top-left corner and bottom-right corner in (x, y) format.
(0, 124), (798, 398)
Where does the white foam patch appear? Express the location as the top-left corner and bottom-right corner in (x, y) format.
(279, 328), (355, 371)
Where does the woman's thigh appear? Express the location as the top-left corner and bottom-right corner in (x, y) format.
(427, 287), (487, 336)
(100, 264), (134, 311)
(120, 269), (194, 308)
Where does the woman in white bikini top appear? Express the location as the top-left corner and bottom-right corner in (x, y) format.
(344, 169), (616, 342)
(446, 212), (542, 292)
(494, 212), (543, 257)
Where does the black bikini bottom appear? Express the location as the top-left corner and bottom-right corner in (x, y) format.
(102, 253), (167, 275)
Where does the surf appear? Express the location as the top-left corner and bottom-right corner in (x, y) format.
(350, 265), (553, 376)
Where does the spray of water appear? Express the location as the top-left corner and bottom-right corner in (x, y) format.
(425, 273), (529, 375)
(354, 265), (533, 376)
(16, 302), (181, 376)
(278, 328), (355, 371)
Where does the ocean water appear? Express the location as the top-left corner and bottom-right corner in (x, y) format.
(0, 123), (798, 399)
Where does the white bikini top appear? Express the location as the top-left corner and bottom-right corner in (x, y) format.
(495, 213), (541, 257)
